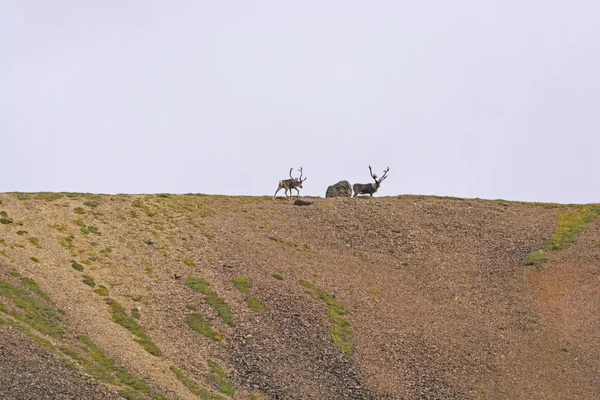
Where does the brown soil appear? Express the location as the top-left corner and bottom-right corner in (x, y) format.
(0, 193), (599, 399)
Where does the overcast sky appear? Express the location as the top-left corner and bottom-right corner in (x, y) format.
(1, 1), (599, 203)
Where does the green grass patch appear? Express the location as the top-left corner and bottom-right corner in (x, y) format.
(28, 237), (39, 246)
(522, 250), (550, 269)
(0, 214), (13, 224)
(183, 258), (197, 267)
(105, 298), (162, 356)
(76, 335), (166, 399)
(83, 200), (100, 208)
(59, 235), (75, 249)
(74, 207), (86, 215)
(170, 366), (227, 400)
(206, 292), (233, 326)
(272, 273), (284, 280)
(20, 277), (52, 303)
(185, 313), (225, 344)
(207, 359), (235, 397)
(100, 247), (112, 255)
(17, 193), (29, 200)
(299, 280), (352, 355)
(131, 308), (140, 319)
(31, 256), (39, 263)
(80, 225), (101, 235)
(0, 280), (65, 338)
(35, 192), (64, 201)
(94, 285), (109, 296)
(71, 260), (84, 271)
(545, 205), (600, 251)
(82, 275), (96, 287)
(268, 236), (298, 249)
(16, 230), (28, 236)
(232, 277), (252, 294)
(185, 277), (212, 295)
(248, 298), (267, 315)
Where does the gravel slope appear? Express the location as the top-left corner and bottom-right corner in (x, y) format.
(0, 193), (598, 399)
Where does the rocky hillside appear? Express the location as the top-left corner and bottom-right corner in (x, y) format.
(0, 193), (599, 399)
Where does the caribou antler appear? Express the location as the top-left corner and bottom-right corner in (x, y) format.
(288, 168), (294, 179)
(368, 165), (378, 181)
(379, 167), (390, 182)
(298, 167), (307, 182)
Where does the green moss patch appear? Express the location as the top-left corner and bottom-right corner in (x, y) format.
(248, 298), (267, 315)
(170, 366), (226, 400)
(35, 192), (64, 201)
(207, 359), (235, 397)
(71, 260), (84, 271)
(105, 298), (162, 356)
(185, 277), (211, 295)
(522, 250), (550, 270)
(272, 273), (284, 280)
(232, 277), (252, 294)
(82, 275), (96, 287)
(545, 205), (600, 251)
(299, 280), (352, 355)
(185, 313), (225, 344)
(0, 280), (65, 338)
(94, 286), (109, 296)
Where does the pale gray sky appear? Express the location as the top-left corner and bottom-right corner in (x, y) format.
(2, 1), (599, 203)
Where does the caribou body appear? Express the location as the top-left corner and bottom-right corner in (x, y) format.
(274, 167), (307, 198)
(352, 166), (389, 197)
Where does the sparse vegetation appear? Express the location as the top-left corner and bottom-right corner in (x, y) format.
(80, 224), (101, 235)
(105, 298), (162, 356)
(232, 277), (252, 294)
(170, 366), (227, 400)
(0, 280), (65, 338)
(74, 207), (86, 215)
(185, 277), (212, 295)
(35, 192), (64, 201)
(94, 286), (109, 296)
(59, 235), (75, 249)
(82, 275), (96, 287)
(31, 256), (39, 263)
(300, 280), (353, 355)
(545, 205), (600, 251)
(272, 273), (284, 280)
(248, 298), (267, 314)
(0, 211), (13, 224)
(522, 250), (550, 269)
(207, 359), (235, 397)
(17, 193), (29, 200)
(131, 308), (140, 319)
(16, 230), (28, 236)
(28, 237), (40, 246)
(183, 258), (197, 267)
(83, 200), (100, 208)
(71, 260), (84, 271)
(206, 292), (233, 326)
(185, 313), (225, 344)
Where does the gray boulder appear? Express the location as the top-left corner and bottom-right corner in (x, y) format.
(325, 180), (352, 198)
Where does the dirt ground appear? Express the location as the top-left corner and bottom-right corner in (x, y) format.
(0, 193), (598, 399)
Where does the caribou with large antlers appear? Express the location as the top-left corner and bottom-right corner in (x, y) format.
(274, 167), (307, 198)
(352, 166), (390, 197)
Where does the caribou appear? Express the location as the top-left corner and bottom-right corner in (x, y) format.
(352, 166), (390, 197)
(274, 167), (307, 199)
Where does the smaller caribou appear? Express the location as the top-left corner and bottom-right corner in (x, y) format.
(352, 166), (390, 197)
(274, 167), (307, 199)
